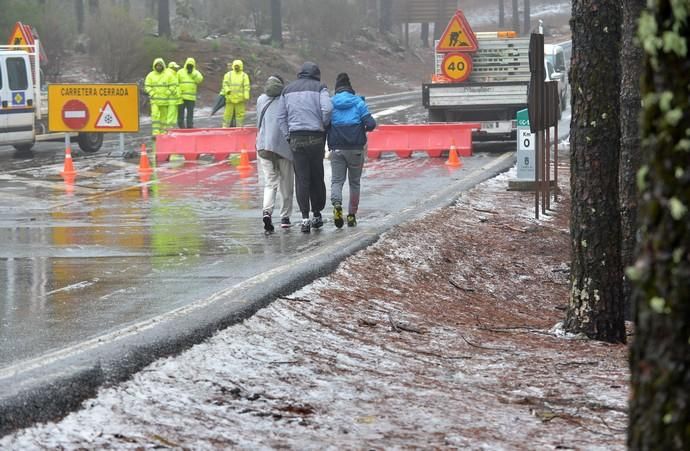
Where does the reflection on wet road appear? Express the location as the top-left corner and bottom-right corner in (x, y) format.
(0, 146), (511, 368)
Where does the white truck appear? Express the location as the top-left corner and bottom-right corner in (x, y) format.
(423, 31), (531, 140)
(0, 43), (103, 152)
(544, 43), (568, 112)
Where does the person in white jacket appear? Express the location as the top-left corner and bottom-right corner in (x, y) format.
(256, 75), (294, 232)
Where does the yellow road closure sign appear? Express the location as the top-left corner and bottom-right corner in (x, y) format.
(48, 84), (139, 133)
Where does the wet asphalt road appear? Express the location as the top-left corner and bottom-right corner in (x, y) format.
(0, 90), (570, 433)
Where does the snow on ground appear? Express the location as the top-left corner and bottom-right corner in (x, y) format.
(0, 161), (628, 450)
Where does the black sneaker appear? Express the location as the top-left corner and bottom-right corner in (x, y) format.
(333, 203), (344, 228)
(280, 217), (291, 228)
(300, 218), (311, 233)
(263, 211), (274, 232)
(347, 214), (357, 227)
(311, 214), (323, 229)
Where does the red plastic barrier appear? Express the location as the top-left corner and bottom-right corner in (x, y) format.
(155, 128), (258, 163)
(366, 123), (479, 159)
(154, 123), (480, 162)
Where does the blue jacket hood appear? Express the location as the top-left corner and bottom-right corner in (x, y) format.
(332, 92), (359, 110)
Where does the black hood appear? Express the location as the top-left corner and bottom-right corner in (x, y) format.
(298, 62), (321, 81)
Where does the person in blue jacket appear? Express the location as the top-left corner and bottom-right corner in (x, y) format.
(327, 73), (376, 228)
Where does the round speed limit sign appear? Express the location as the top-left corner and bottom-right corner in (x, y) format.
(441, 53), (473, 82)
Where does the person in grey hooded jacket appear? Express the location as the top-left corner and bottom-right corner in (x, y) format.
(256, 75), (294, 232)
(277, 62), (333, 233)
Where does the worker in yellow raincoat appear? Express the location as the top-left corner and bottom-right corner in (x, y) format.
(221, 59), (250, 127)
(165, 61), (181, 131)
(177, 57), (204, 128)
(144, 58), (176, 136)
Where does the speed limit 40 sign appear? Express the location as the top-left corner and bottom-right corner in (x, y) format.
(441, 53), (473, 82)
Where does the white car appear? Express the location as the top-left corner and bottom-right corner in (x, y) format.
(544, 44), (569, 111)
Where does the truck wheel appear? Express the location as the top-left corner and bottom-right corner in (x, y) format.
(78, 133), (104, 153)
(13, 142), (35, 152)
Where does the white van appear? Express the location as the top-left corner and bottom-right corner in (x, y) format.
(544, 44), (569, 111)
(0, 45), (102, 152)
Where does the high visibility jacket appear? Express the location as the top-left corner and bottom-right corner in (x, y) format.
(222, 59), (250, 104)
(178, 57), (204, 101)
(165, 64), (181, 106)
(145, 58), (176, 106)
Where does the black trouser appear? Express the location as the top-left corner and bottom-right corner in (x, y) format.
(290, 134), (326, 219)
(177, 100), (195, 128)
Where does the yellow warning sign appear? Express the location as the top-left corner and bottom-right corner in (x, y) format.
(442, 53), (473, 82)
(8, 22), (33, 48)
(48, 84), (139, 133)
(436, 11), (478, 53)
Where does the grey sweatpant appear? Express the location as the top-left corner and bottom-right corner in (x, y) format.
(330, 148), (365, 215)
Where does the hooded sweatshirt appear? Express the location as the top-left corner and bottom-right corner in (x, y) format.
(177, 57), (204, 101)
(278, 62), (333, 138)
(256, 76), (292, 161)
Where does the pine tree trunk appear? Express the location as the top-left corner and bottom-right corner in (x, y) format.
(512, 0), (519, 34)
(523, 0), (530, 34)
(379, 0), (393, 34)
(619, 0), (644, 318)
(564, 0), (626, 343)
(628, 1), (690, 447)
(158, 0), (170, 38)
(421, 23), (429, 47)
(271, 0), (282, 47)
(88, 0), (99, 16)
(75, 0), (85, 33)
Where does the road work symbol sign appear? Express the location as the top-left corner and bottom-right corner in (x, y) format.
(48, 84), (139, 133)
(436, 10), (478, 53)
(95, 101), (123, 129)
(8, 22), (34, 47)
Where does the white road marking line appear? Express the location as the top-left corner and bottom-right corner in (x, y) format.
(372, 104), (414, 118)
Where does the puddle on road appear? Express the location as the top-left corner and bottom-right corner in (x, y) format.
(0, 153), (484, 367)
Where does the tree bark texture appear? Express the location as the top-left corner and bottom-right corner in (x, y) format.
(628, 1), (690, 447)
(565, 0), (626, 343)
(158, 0), (171, 38)
(619, 0), (644, 318)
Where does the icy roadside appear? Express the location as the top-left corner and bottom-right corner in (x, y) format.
(0, 164), (628, 450)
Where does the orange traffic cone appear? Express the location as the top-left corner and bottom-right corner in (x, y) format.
(63, 176), (76, 194)
(445, 142), (463, 168)
(138, 143), (153, 173)
(236, 149), (252, 170)
(60, 146), (77, 177)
